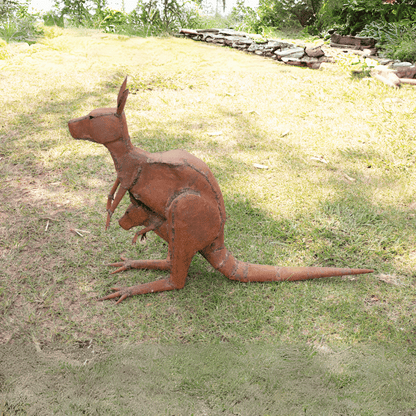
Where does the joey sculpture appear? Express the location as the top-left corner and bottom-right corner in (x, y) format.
(68, 78), (373, 304)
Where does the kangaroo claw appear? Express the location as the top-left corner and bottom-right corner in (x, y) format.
(107, 255), (132, 274)
(98, 287), (129, 304)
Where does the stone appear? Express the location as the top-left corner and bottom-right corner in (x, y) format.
(394, 65), (416, 79)
(281, 57), (306, 66)
(331, 34), (360, 46)
(180, 29), (199, 35)
(196, 28), (220, 33)
(267, 40), (292, 49)
(330, 42), (360, 50)
(179, 28), (330, 70)
(371, 66), (401, 88)
(218, 29), (248, 37)
(305, 46), (325, 58)
(307, 62), (322, 69)
(223, 36), (246, 46)
(274, 47), (305, 58)
(247, 43), (262, 52)
(232, 42), (248, 49)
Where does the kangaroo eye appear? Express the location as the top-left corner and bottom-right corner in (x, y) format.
(89, 115), (94, 120)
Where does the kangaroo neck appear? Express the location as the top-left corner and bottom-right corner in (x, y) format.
(105, 137), (148, 189)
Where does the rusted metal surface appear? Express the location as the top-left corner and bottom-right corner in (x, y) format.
(68, 78), (373, 304)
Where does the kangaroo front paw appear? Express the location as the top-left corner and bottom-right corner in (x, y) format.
(107, 255), (133, 274)
(107, 255), (172, 274)
(98, 278), (178, 304)
(98, 287), (130, 304)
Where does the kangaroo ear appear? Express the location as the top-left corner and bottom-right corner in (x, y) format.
(117, 89), (129, 115)
(117, 76), (128, 108)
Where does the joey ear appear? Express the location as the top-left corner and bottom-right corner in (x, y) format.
(117, 89), (129, 115)
(117, 76), (128, 108)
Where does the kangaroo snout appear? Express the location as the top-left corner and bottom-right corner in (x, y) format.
(68, 115), (92, 141)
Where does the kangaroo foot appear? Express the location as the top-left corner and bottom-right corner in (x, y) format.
(98, 278), (178, 304)
(108, 255), (171, 274)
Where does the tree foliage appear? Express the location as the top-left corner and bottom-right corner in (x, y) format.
(312, 0), (416, 35)
(232, 0), (322, 34)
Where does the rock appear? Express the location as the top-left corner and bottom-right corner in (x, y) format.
(232, 42), (248, 49)
(331, 34), (360, 46)
(267, 40), (292, 50)
(400, 78), (416, 85)
(218, 29), (248, 37)
(223, 36), (245, 46)
(281, 57), (306, 66)
(355, 36), (376, 47)
(196, 29), (220, 34)
(238, 39), (254, 45)
(248, 43), (262, 52)
(305, 46), (324, 58)
(180, 29), (199, 35)
(300, 56), (323, 67)
(307, 62), (322, 69)
(387, 62), (416, 79)
(330, 42), (360, 50)
(371, 66), (401, 88)
(274, 47), (304, 58)
(389, 61), (413, 68)
(362, 48), (378, 56)
(396, 66), (416, 79)
(180, 28), (329, 70)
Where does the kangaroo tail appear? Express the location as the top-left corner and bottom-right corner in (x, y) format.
(201, 246), (373, 282)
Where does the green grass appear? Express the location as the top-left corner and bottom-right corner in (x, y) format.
(1, 342), (415, 415)
(0, 28), (416, 413)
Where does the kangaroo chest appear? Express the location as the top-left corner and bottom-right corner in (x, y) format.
(120, 150), (223, 220)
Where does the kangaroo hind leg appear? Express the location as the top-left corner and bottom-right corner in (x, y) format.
(100, 192), (221, 304)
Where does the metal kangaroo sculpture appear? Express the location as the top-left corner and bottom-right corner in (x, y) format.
(68, 78), (373, 304)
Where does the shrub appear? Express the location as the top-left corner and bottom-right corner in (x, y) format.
(310, 0), (416, 36)
(42, 10), (65, 27)
(359, 20), (416, 62)
(0, 1), (43, 43)
(123, 0), (201, 36)
(99, 8), (128, 33)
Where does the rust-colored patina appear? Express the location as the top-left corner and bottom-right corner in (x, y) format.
(68, 78), (373, 304)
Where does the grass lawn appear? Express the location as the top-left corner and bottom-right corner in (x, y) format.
(0, 28), (415, 414)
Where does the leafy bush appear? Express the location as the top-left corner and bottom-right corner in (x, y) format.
(231, 1), (263, 34)
(311, 0), (416, 36)
(0, 1), (43, 43)
(53, 0), (93, 27)
(99, 8), (128, 33)
(121, 0), (201, 36)
(359, 20), (416, 62)
(232, 0), (321, 35)
(42, 10), (65, 27)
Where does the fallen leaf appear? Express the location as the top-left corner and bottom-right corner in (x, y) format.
(311, 156), (328, 164)
(253, 163), (269, 169)
(343, 172), (356, 182)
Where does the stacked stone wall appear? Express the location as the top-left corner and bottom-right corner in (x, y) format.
(179, 28), (332, 70)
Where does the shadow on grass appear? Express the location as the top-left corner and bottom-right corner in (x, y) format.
(1, 341), (415, 415)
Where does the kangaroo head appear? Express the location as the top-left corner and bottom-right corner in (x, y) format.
(68, 77), (129, 144)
